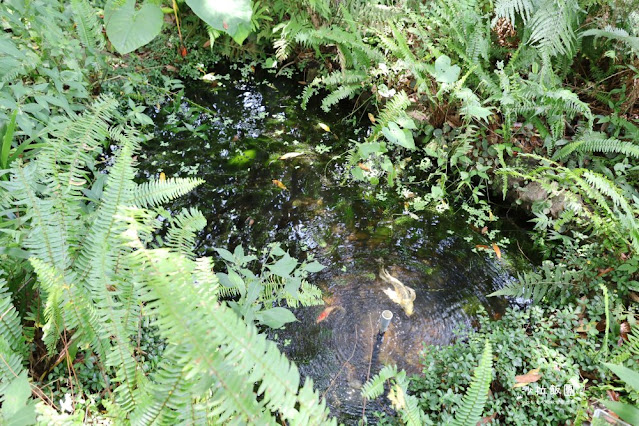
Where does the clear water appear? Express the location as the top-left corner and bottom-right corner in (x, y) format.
(138, 69), (526, 423)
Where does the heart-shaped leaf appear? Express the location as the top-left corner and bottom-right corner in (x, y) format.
(382, 122), (416, 150)
(104, 0), (164, 54)
(185, 0), (253, 45)
(434, 55), (460, 84)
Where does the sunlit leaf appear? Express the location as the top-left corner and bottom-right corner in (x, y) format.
(104, 0), (164, 54)
(185, 0), (253, 45)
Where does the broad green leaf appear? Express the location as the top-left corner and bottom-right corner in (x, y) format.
(304, 261), (325, 273)
(1, 110), (17, 169)
(382, 122), (415, 150)
(185, 0), (253, 45)
(1, 371), (36, 425)
(357, 142), (385, 157)
(604, 363), (639, 392)
(602, 401), (639, 425)
(215, 247), (235, 263)
(104, 0), (164, 54)
(268, 253), (297, 278)
(257, 307), (297, 329)
(434, 55), (460, 84)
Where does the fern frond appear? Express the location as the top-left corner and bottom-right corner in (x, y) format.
(494, 0), (535, 26)
(371, 91), (411, 140)
(71, 0), (105, 50)
(362, 364), (401, 399)
(164, 208), (207, 259)
(488, 262), (576, 303)
(554, 137), (639, 160)
(451, 340), (493, 426)
(0, 279), (26, 360)
(528, 0), (578, 57)
(133, 178), (205, 208)
(581, 26), (639, 52)
(124, 224), (334, 424)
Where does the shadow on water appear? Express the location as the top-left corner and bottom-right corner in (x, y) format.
(137, 68), (528, 423)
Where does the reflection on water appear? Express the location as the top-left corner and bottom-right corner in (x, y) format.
(138, 69), (523, 423)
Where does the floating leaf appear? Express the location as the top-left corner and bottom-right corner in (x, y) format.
(318, 123), (331, 132)
(492, 243), (502, 259)
(368, 113), (376, 123)
(159, 172), (166, 181)
(279, 152), (305, 160)
(272, 179), (287, 190)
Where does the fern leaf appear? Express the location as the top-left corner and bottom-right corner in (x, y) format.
(554, 137), (639, 161)
(133, 178), (205, 208)
(71, 0), (105, 50)
(451, 340), (493, 426)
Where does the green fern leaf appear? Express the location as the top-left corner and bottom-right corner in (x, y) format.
(451, 340), (493, 426)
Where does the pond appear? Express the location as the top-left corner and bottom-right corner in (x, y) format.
(137, 67), (528, 422)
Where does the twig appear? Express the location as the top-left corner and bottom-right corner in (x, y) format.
(321, 327), (358, 399)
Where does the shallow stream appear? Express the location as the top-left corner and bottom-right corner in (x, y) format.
(138, 68), (528, 422)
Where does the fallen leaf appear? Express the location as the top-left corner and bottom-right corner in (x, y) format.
(368, 113), (376, 123)
(272, 179), (287, 190)
(475, 244), (489, 249)
(297, 81), (307, 85)
(279, 152), (305, 160)
(597, 267), (614, 277)
(607, 389), (620, 401)
(513, 369), (542, 387)
(203, 39), (211, 48)
(318, 122), (331, 132)
(357, 163), (370, 171)
(478, 413), (497, 425)
(179, 46), (187, 57)
(165, 65), (177, 72)
(159, 172), (166, 182)
(492, 243), (502, 259)
(481, 226), (488, 235)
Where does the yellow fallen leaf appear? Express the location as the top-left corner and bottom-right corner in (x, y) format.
(159, 172), (166, 182)
(272, 179), (287, 190)
(492, 243), (502, 259)
(368, 113), (376, 123)
(318, 122), (331, 132)
(279, 152), (305, 160)
(513, 369), (542, 387)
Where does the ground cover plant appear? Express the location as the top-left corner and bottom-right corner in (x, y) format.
(1, 0), (638, 424)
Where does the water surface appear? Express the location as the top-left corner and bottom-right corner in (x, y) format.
(138, 68), (523, 422)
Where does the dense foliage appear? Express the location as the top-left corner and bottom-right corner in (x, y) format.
(1, 0), (638, 424)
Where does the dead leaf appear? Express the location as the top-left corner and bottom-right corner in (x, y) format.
(597, 267), (614, 277)
(492, 243), (502, 259)
(318, 123), (331, 132)
(476, 244), (489, 250)
(179, 46), (187, 57)
(481, 226), (488, 235)
(279, 152), (305, 160)
(607, 389), (620, 401)
(297, 81), (307, 85)
(165, 65), (177, 72)
(272, 179), (287, 190)
(513, 369), (541, 387)
(368, 113), (376, 123)
(357, 163), (370, 171)
(203, 39), (211, 48)
(478, 413), (497, 425)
